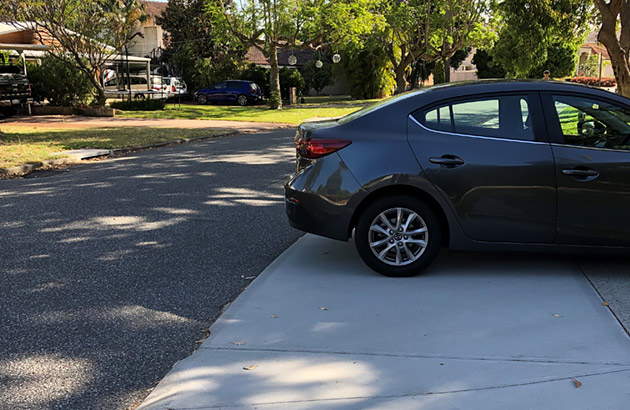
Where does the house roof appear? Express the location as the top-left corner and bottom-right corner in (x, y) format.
(141, 1), (167, 19)
(245, 46), (318, 68)
(582, 43), (610, 59)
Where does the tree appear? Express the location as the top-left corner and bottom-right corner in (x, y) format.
(338, 35), (396, 99)
(377, 0), (490, 93)
(1, 0), (146, 105)
(472, 49), (507, 78)
(301, 57), (333, 95)
(528, 40), (580, 78)
(207, 0), (379, 109)
(159, 0), (244, 93)
(491, 0), (592, 78)
(594, 1), (630, 96)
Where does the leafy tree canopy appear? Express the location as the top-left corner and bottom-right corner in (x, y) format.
(491, 0), (592, 77)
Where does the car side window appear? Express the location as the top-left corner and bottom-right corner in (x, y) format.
(424, 105), (452, 132)
(552, 95), (630, 150)
(419, 95), (534, 141)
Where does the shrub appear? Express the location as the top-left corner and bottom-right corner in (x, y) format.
(301, 57), (333, 95)
(27, 55), (95, 106)
(267, 91), (281, 109)
(110, 99), (166, 111)
(567, 77), (616, 87)
(279, 67), (306, 99)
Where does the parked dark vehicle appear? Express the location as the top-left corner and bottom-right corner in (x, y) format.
(285, 80), (630, 277)
(194, 80), (263, 106)
(0, 58), (32, 118)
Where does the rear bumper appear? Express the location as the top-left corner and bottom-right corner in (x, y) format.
(284, 153), (365, 241)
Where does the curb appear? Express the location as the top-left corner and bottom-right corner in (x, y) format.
(0, 129), (240, 179)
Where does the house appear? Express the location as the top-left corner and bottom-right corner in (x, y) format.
(127, 1), (168, 59)
(449, 49), (478, 82)
(577, 45), (614, 78)
(0, 22), (153, 90)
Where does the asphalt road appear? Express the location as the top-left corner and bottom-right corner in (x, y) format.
(0, 129), (303, 409)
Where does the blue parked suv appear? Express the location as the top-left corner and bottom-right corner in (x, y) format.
(194, 80), (264, 106)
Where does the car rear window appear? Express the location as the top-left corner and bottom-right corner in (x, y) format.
(227, 81), (243, 88)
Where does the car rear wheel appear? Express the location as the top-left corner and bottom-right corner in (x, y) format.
(197, 94), (208, 105)
(237, 95), (248, 106)
(355, 195), (442, 277)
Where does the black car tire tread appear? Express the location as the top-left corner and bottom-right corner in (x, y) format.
(355, 195), (442, 277)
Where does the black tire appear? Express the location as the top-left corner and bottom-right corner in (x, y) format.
(355, 195), (442, 277)
(197, 94), (208, 105)
(237, 94), (248, 106)
(0, 107), (17, 118)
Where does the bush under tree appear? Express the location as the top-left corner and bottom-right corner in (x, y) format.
(301, 57), (333, 95)
(279, 67), (306, 100)
(28, 55), (95, 106)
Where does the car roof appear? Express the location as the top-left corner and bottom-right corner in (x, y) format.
(335, 79), (630, 132)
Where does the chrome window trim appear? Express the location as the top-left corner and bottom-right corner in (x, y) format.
(408, 115), (547, 146)
(550, 142), (630, 154)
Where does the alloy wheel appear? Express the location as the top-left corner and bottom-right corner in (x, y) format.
(368, 207), (428, 266)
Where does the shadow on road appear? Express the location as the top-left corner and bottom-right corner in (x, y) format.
(0, 130), (303, 409)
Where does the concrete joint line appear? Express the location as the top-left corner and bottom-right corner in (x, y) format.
(205, 346), (630, 367)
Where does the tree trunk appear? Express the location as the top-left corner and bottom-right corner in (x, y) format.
(395, 64), (407, 94)
(444, 57), (451, 83)
(87, 70), (107, 106)
(596, 3), (630, 97)
(268, 43), (282, 109)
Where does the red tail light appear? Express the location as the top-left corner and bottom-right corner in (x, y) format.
(296, 138), (351, 159)
(171, 85), (176, 92)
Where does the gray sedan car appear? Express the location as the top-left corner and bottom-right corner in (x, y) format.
(285, 80), (630, 277)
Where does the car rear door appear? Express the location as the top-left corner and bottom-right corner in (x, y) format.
(408, 92), (557, 243)
(542, 92), (630, 246)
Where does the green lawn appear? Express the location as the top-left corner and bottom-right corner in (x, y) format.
(0, 126), (231, 169)
(116, 100), (375, 125)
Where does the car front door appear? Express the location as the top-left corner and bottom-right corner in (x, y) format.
(542, 92), (630, 246)
(408, 92), (557, 243)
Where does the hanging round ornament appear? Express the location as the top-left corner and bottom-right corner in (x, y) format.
(332, 53), (341, 63)
(315, 60), (323, 69)
(288, 54), (297, 66)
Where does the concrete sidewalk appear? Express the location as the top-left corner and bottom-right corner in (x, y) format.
(139, 235), (630, 409)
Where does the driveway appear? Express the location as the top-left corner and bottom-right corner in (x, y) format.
(140, 235), (630, 409)
(0, 129), (302, 409)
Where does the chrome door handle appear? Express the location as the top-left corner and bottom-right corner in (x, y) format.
(561, 168), (598, 177)
(429, 156), (465, 167)
(561, 167), (599, 180)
